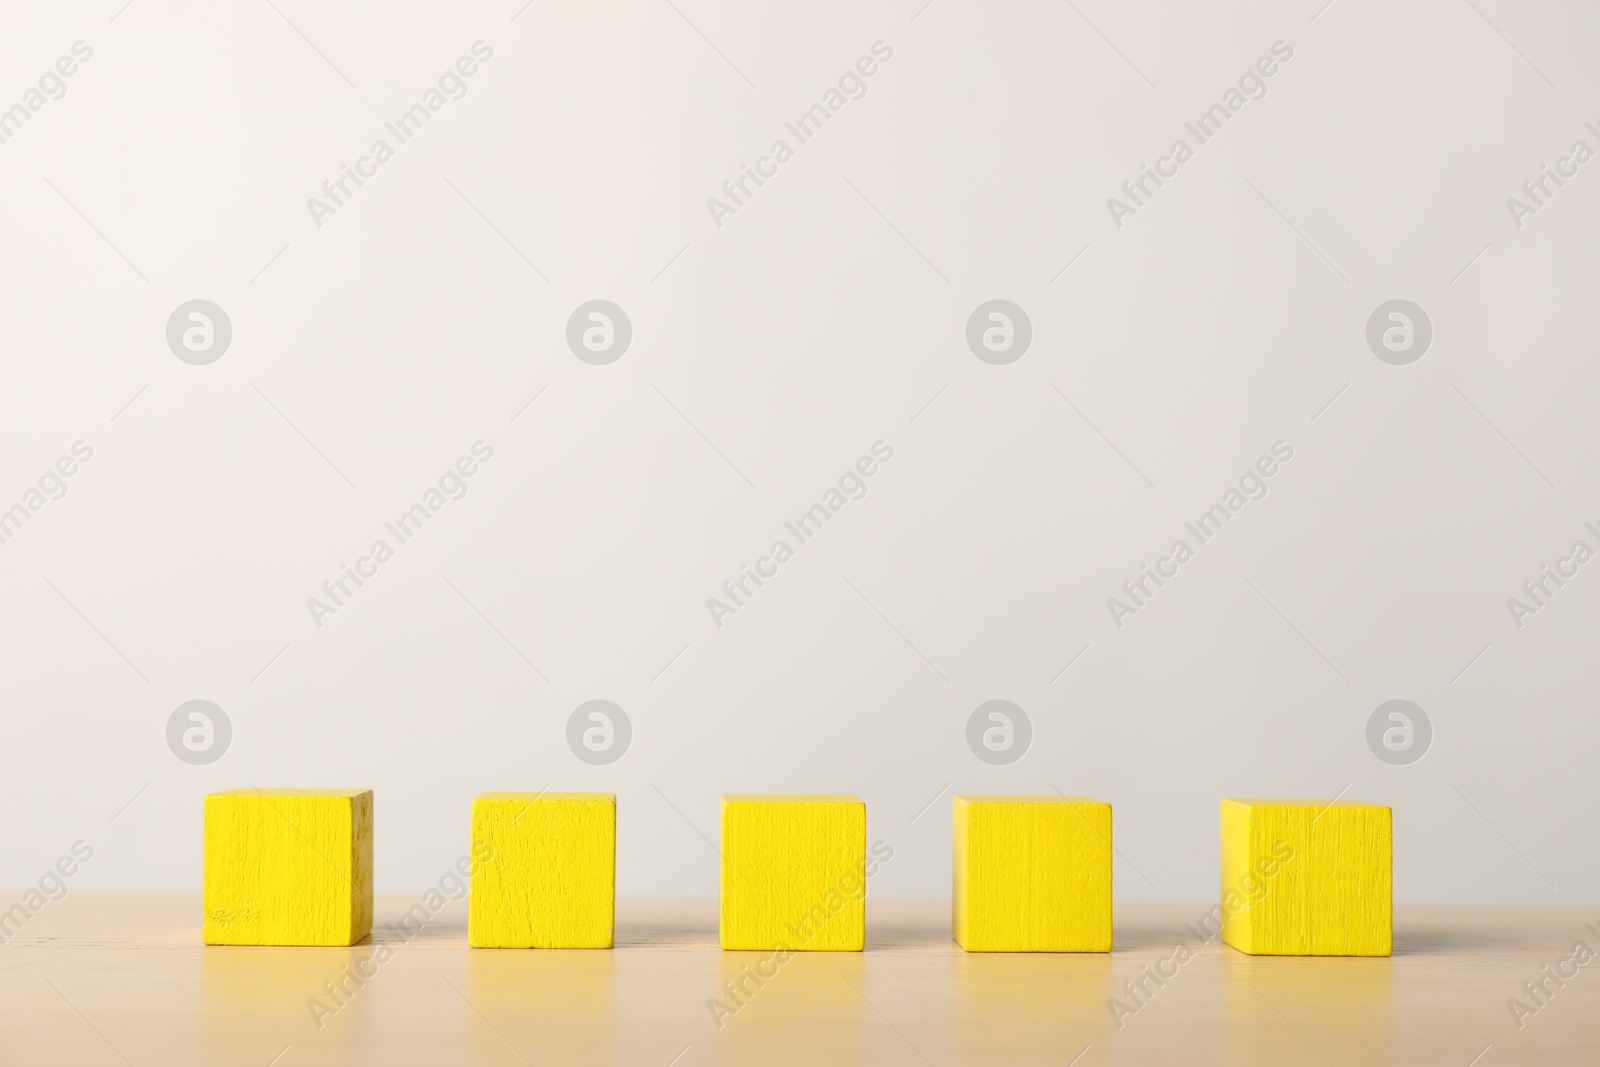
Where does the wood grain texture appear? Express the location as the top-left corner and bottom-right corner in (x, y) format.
(202, 789), (373, 947)
(953, 795), (1112, 952)
(720, 795), (865, 951)
(5, 895), (1596, 1065)
(468, 792), (614, 949)
(1220, 798), (1391, 956)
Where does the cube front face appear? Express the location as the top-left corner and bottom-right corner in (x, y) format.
(202, 789), (373, 946)
(1220, 799), (1391, 957)
(720, 796), (865, 951)
(468, 792), (615, 948)
(952, 796), (1112, 952)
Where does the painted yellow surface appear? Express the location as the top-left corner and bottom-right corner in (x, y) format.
(951, 795), (1112, 952)
(468, 792), (615, 948)
(1219, 798), (1391, 956)
(202, 788), (373, 946)
(720, 795), (865, 951)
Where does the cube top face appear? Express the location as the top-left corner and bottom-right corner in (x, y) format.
(1219, 798), (1391, 957)
(956, 795), (1100, 806)
(202, 789), (373, 947)
(952, 796), (1112, 952)
(475, 791), (615, 805)
(721, 794), (859, 804)
(1225, 798), (1385, 810)
(469, 793), (615, 949)
(207, 787), (368, 798)
(719, 796), (865, 951)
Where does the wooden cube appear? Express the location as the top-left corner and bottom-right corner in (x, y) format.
(468, 792), (615, 948)
(1219, 798), (1391, 956)
(952, 795), (1112, 952)
(720, 795), (865, 951)
(203, 788), (373, 946)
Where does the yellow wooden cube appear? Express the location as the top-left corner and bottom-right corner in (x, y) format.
(202, 788), (373, 946)
(468, 792), (615, 948)
(720, 795), (865, 951)
(952, 795), (1112, 952)
(1219, 798), (1391, 956)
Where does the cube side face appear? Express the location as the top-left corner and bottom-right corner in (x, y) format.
(720, 797), (865, 951)
(347, 791), (374, 944)
(468, 795), (616, 948)
(1218, 800), (1257, 952)
(954, 798), (1111, 952)
(952, 798), (971, 947)
(203, 791), (372, 946)
(1221, 800), (1391, 957)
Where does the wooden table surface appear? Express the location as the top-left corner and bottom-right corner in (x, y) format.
(1, 894), (1595, 1066)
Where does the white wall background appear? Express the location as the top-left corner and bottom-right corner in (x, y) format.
(0, 0), (1595, 907)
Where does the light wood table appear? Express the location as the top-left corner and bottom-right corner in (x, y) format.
(1, 894), (1596, 1065)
